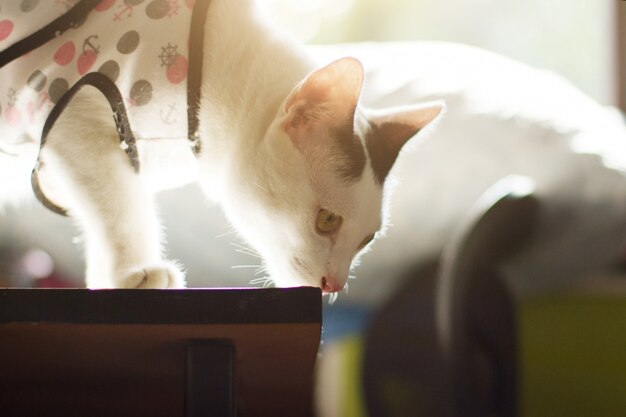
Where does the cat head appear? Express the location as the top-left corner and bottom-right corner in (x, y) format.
(221, 57), (443, 293)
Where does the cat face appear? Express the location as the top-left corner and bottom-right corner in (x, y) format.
(222, 57), (443, 292)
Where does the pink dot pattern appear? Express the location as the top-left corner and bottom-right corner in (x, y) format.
(1, 0), (196, 155)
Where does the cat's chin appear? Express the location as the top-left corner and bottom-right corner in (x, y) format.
(264, 258), (351, 291)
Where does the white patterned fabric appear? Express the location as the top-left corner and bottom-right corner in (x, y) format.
(0, 0), (195, 153)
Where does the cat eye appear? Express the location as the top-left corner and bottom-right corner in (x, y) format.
(316, 209), (343, 233)
(358, 233), (376, 250)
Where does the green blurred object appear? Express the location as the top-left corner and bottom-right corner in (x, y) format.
(324, 173), (626, 416)
(340, 336), (368, 417)
(325, 287), (626, 417)
(521, 290), (626, 417)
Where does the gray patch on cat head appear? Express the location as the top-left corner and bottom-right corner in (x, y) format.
(333, 125), (366, 183)
(365, 121), (419, 184)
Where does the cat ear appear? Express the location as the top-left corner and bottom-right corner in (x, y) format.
(282, 57), (364, 142)
(366, 102), (444, 183)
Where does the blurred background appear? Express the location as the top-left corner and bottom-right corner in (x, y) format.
(1, 1), (625, 416)
(266, 0), (615, 105)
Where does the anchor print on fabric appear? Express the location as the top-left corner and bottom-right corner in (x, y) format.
(1, 0), (195, 150)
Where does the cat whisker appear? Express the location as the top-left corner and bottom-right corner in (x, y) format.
(249, 275), (275, 288)
(230, 241), (257, 251)
(249, 276), (271, 286)
(233, 263), (268, 282)
(327, 292), (339, 305)
(236, 249), (261, 259)
(233, 246), (260, 257)
(351, 258), (363, 268)
(215, 229), (237, 239)
(230, 242), (253, 251)
(230, 242), (261, 259)
(348, 275), (357, 280)
(230, 264), (262, 269)
(325, 281), (353, 303)
(254, 266), (268, 276)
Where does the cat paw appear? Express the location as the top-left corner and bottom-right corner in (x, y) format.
(122, 263), (186, 289)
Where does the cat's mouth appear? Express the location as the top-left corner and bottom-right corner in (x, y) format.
(321, 275), (343, 293)
(290, 257), (346, 293)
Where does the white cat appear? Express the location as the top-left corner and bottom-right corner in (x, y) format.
(313, 42), (626, 301)
(0, 0), (442, 291)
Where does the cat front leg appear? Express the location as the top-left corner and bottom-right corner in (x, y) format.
(39, 86), (185, 289)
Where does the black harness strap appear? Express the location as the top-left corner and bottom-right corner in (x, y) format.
(8, 0), (213, 216)
(0, 0), (100, 69)
(32, 72), (139, 217)
(187, 0), (213, 154)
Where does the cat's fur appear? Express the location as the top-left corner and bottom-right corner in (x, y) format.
(2, 0), (442, 291)
(314, 42), (626, 301)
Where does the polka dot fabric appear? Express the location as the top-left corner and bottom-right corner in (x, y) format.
(0, 0), (195, 154)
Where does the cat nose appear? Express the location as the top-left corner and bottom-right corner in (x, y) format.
(321, 275), (344, 293)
